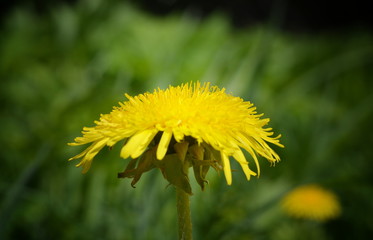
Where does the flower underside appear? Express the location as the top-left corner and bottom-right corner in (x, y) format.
(68, 82), (283, 193)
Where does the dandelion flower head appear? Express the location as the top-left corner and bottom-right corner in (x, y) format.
(68, 82), (283, 194)
(281, 184), (341, 221)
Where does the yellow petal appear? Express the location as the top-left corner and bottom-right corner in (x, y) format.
(156, 130), (173, 160)
(221, 152), (232, 185)
(245, 146), (260, 176)
(233, 149), (257, 181)
(173, 129), (184, 142)
(75, 138), (108, 173)
(236, 133), (261, 176)
(79, 160), (92, 174)
(69, 145), (92, 161)
(121, 129), (158, 159)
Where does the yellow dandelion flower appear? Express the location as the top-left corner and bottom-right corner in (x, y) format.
(68, 82), (283, 194)
(281, 184), (341, 221)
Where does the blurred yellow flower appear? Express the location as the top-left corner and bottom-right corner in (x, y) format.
(68, 82), (283, 193)
(281, 184), (341, 221)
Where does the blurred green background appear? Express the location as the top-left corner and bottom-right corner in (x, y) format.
(1, 0), (372, 239)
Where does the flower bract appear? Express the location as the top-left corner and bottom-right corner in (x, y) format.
(68, 82), (283, 193)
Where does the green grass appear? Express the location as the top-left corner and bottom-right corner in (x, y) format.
(1, 0), (372, 239)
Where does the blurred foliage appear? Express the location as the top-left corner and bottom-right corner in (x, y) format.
(1, 0), (373, 239)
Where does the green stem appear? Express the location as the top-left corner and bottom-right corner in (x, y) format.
(176, 187), (193, 240)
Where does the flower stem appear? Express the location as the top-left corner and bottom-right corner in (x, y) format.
(176, 187), (193, 240)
